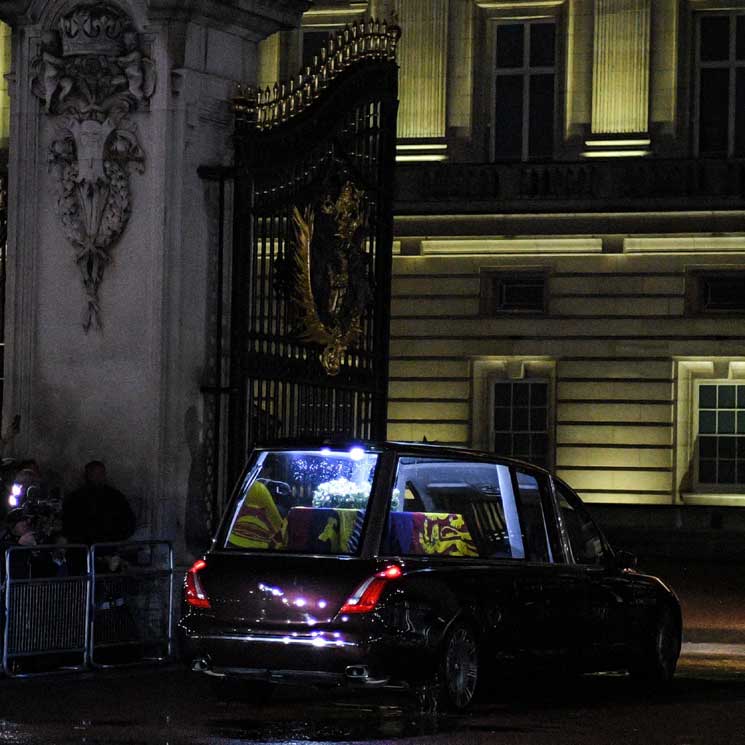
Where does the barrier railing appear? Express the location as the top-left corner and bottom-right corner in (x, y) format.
(3, 544), (91, 677)
(1, 541), (174, 677)
(90, 541), (174, 667)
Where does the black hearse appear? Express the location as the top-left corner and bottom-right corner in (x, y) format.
(179, 441), (681, 710)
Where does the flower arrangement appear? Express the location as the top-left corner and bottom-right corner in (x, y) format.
(312, 477), (371, 509)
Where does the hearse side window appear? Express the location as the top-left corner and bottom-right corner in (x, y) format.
(381, 456), (526, 559)
(554, 481), (605, 565)
(223, 448), (380, 555)
(511, 469), (552, 563)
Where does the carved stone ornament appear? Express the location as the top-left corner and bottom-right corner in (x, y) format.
(31, 3), (156, 331)
(290, 177), (373, 376)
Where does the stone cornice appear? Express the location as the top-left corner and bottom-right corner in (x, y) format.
(146, 0), (310, 37)
(1, 0), (310, 34)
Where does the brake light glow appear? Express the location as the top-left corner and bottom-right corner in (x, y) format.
(185, 558), (211, 609)
(339, 564), (403, 614)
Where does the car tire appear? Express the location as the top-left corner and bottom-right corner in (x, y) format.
(210, 676), (275, 704)
(438, 622), (480, 712)
(629, 606), (680, 685)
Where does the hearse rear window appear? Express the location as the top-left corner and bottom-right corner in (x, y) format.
(381, 457), (527, 560)
(224, 448), (379, 554)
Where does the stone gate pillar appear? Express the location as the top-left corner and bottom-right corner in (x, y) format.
(0, 0), (308, 557)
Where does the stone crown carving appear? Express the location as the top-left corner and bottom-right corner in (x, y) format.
(60, 5), (128, 57)
(30, 3), (156, 332)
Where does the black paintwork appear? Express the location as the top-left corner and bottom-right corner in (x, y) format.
(178, 441), (682, 689)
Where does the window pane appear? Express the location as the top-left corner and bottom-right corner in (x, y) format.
(513, 433), (530, 455)
(719, 460), (736, 483)
(700, 385), (717, 408)
(501, 278), (545, 310)
(385, 458), (523, 560)
(530, 407), (547, 431)
(494, 382), (511, 406)
(719, 385), (737, 408)
(225, 449), (379, 554)
(513, 384), (529, 407)
(719, 411), (736, 433)
(738, 438), (745, 458)
(700, 15), (730, 62)
(699, 68), (730, 155)
(497, 24), (524, 68)
(737, 15), (745, 60)
(494, 433), (512, 453)
(529, 74), (555, 159)
(494, 406), (511, 430)
(702, 275), (745, 311)
(700, 460), (717, 483)
(494, 75), (523, 159)
(531, 433), (547, 455)
(719, 436), (737, 458)
(531, 383), (547, 406)
(555, 485), (604, 565)
(530, 23), (555, 66)
(738, 411), (745, 435)
(699, 437), (717, 459)
(738, 385), (745, 408)
(700, 410), (717, 434)
(738, 462), (745, 485)
(736, 69), (745, 156)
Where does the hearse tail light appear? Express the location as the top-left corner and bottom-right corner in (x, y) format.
(339, 564), (403, 614)
(185, 558), (211, 609)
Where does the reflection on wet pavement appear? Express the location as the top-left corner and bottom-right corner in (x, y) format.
(0, 655), (742, 744)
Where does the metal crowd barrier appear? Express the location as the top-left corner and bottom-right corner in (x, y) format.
(1, 541), (173, 677)
(90, 541), (174, 668)
(3, 544), (91, 677)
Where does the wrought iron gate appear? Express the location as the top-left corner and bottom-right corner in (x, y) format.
(200, 21), (400, 523)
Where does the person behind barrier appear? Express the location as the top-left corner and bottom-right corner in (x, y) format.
(2, 508), (37, 548)
(62, 461), (136, 546)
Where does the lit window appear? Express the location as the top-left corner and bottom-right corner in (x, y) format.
(695, 12), (745, 156)
(491, 381), (550, 469)
(696, 382), (745, 487)
(480, 271), (547, 315)
(493, 21), (556, 161)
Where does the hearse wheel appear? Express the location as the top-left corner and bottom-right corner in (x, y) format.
(630, 606), (680, 685)
(438, 622), (479, 712)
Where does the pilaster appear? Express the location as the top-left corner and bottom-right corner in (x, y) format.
(1, 0), (308, 557)
(395, 0), (448, 161)
(588, 0), (651, 154)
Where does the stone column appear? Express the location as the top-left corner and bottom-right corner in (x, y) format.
(0, 0), (308, 557)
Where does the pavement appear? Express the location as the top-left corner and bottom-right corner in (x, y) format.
(635, 557), (745, 648)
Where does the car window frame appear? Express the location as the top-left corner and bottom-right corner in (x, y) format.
(509, 465), (560, 564)
(550, 476), (613, 566)
(215, 445), (387, 557)
(378, 451), (535, 562)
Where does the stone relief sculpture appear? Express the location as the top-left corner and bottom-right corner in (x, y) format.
(31, 4), (156, 331)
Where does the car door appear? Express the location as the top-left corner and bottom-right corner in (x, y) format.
(511, 467), (587, 663)
(552, 479), (635, 669)
(381, 455), (525, 661)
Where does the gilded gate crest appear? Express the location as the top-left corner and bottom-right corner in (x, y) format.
(291, 178), (373, 375)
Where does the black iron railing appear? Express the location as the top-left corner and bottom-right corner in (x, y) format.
(395, 157), (745, 213)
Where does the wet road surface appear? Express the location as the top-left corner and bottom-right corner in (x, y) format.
(1, 650), (744, 744)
